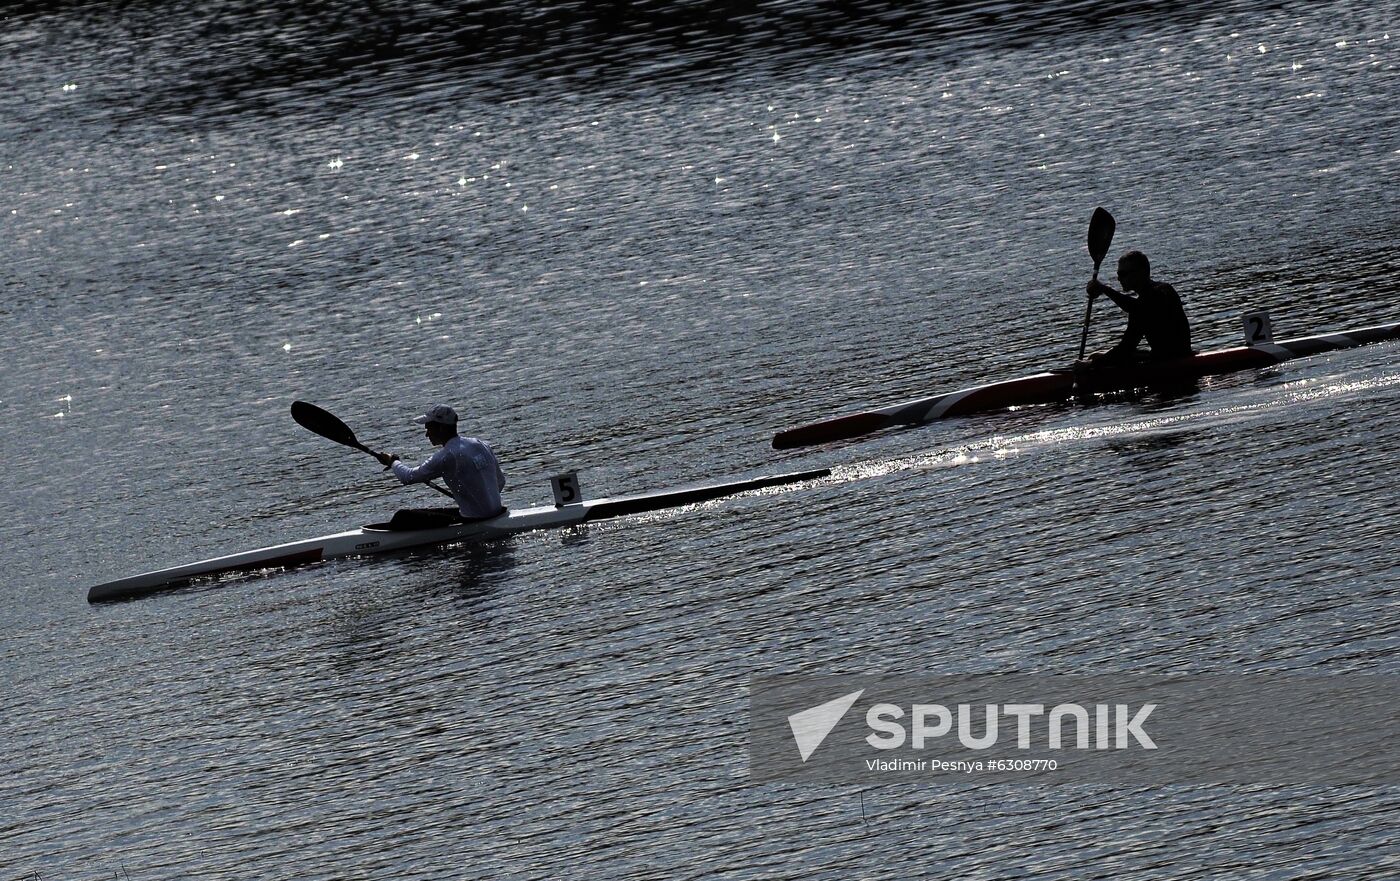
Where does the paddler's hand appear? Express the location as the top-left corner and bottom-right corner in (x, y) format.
(1086, 279), (1110, 300)
(375, 451), (400, 469)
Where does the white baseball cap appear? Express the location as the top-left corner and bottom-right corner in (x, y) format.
(413, 404), (458, 427)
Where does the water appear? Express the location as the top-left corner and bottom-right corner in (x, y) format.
(3, 1), (1397, 878)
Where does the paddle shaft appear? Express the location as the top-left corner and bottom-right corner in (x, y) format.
(1076, 261), (1101, 360)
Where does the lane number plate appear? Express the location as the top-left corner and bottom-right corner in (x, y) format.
(551, 471), (582, 507)
(1243, 311), (1273, 347)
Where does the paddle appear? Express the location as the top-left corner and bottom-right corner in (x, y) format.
(1078, 207), (1117, 360)
(290, 400), (454, 499)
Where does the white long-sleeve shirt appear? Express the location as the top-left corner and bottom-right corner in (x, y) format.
(391, 435), (506, 519)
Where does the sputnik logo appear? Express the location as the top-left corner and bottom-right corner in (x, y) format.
(787, 689), (865, 762)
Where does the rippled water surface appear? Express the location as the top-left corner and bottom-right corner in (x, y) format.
(3, 1), (1397, 878)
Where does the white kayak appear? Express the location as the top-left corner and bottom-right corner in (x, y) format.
(88, 467), (830, 603)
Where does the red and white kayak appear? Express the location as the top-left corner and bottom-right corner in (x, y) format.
(88, 468), (830, 603)
(772, 320), (1400, 449)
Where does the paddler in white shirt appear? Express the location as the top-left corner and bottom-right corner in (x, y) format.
(373, 404), (507, 529)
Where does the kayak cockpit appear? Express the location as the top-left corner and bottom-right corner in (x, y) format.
(362, 507), (512, 532)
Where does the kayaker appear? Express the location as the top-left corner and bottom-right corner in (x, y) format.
(1085, 250), (1192, 363)
(374, 404), (506, 528)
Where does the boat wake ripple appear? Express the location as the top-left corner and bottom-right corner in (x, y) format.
(832, 370), (1400, 483)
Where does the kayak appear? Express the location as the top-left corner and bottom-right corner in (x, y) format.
(772, 320), (1400, 449)
(88, 467), (830, 603)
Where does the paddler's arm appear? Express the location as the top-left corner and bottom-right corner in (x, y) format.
(1087, 279), (1139, 314)
(1115, 317), (1145, 352)
(380, 449), (449, 485)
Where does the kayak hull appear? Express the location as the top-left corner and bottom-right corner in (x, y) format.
(772, 321), (1400, 448)
(88, 468), (830, 602)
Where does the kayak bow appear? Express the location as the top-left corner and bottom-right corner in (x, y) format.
(88, 467), (830, 602)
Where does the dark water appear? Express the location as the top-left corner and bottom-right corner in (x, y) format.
(3, 1), (1397, 878)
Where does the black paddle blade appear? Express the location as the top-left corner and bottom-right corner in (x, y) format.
(1087, 207), (1116, 269)
(291, 400), (364, 450)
